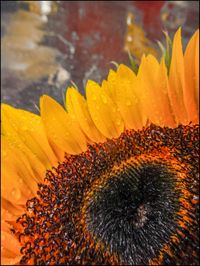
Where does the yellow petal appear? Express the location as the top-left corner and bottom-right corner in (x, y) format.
(66, 87), (105, 143)
(1, 118), (46, 181)
(184, 29), (199, 123)
(40, 95), (87, 155)
(1, 105), (56, 187)
(112, 64), (144, 130)
(137, 55), (176, 127)
(104, 69), (118, 99)
(2, 104), (58, 169)
(1, 136), (38, 206)
(86, 80), (124, 138)
(168, 28), (188, 125)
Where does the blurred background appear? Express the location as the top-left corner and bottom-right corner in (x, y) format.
(1, 1), (199, 113)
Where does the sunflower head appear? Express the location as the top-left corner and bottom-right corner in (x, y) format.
(1, 28), (199, 265)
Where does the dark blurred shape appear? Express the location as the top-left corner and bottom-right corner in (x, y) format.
(1, 1), (199, 112)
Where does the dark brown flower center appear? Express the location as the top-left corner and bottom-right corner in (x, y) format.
(83, 162), (181, 265)
(14, 124), (199, 265)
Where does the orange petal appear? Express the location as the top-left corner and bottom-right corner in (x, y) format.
(103, 64), (144, 130)
(1, 231), (21, 256)
(137, 55), (176, 127)
(159, 58), (176, 127)
(40, 95), (87, 155)
(66, 87), (105, 143)
(168, 28), (188, 125)
(113, 64), (144, 130)
(194, 30), (199, 109)
(184, 29), (199, 123)
(1, 255), (21, 266)
(86, 80), (124, 138)
(1, 200), (24, 222)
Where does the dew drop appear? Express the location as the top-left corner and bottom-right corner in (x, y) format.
(70, 114), (76, 120)
(92, 95), (97, 101)
(102, 95), (107, 104)
(3, 151), (7, 157)
(84, 125), (89, 132)
(126, 100), (132, 106)
(116, 120), (121, 126)
(18, 178), (23, 185)
(52, 135), (58, 141)
(29, 127), (34, 132)
(11, 188), (21, 201)
(93, 116), (98, 122)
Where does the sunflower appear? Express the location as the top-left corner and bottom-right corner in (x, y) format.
(1, 28), (199, 265)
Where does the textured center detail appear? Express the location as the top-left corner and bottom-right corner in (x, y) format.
(84, 163), (180, 265)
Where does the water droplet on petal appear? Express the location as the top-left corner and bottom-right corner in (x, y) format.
(3, 151), (7, 157)
(126, 100), (132, 106)
(92, 95), (97, 101)
(84, 125), (89, 131)
(70, 114), (76, 120)
(11, 188), (21, 201)
(93, 116), (98, 122)
(116, 120), (121, 126)
(102, 95), (107, 104)
(18, 178), (23, 185)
